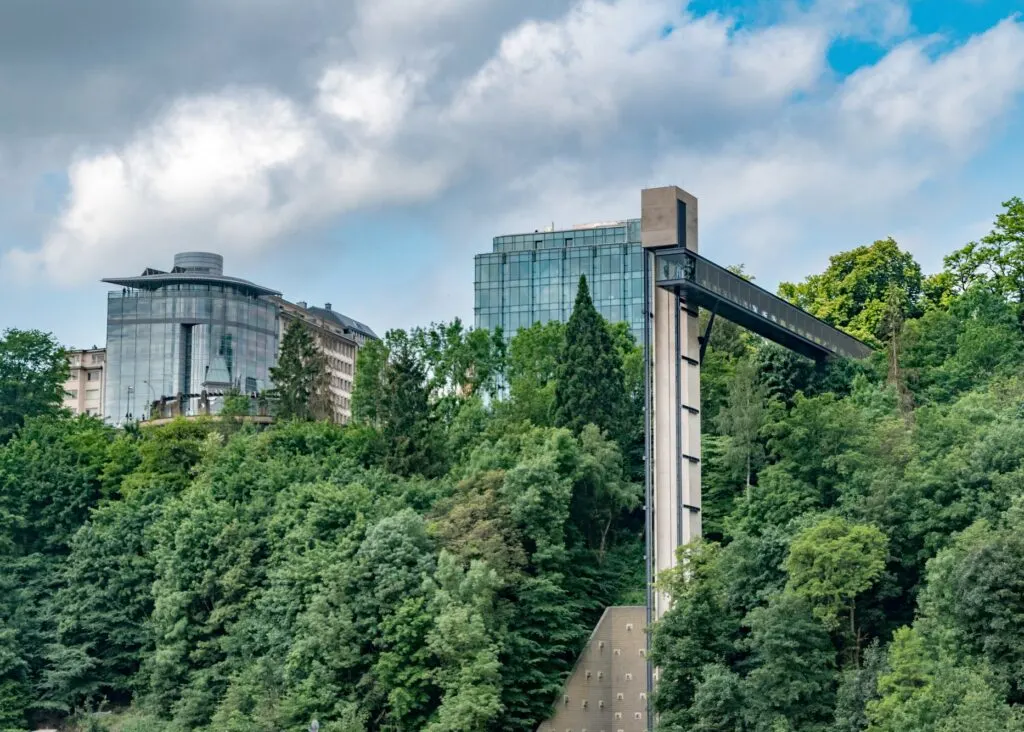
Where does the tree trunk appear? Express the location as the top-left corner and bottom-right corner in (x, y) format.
(746, 452), (752, 499)
(598, 514), (613, 563)
(850, 604), (860, 667)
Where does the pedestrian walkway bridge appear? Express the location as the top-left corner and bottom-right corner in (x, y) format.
(655, 249), (873, 361)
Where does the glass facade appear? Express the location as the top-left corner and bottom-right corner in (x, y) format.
(474, 219), (644, 342)
(104, 255), (280, 424)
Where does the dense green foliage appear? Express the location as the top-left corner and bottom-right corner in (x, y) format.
(778, 238), (923, 344)
(554, 277), (626, 439)
(0, 329), (68, 444)
(650, 196), (1024, 731)
(0, 284), (639, 731)
(3, 197), (1024, 731)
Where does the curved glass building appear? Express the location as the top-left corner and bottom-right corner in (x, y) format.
(103, 252), (280, 424)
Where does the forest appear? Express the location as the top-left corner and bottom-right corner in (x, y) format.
(1, 196), (1024, 731)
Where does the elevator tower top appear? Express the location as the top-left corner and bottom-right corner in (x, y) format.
(641, 185), (872, 361)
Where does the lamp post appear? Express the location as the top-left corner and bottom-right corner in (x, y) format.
(125, 385), (134, 423)
(142, 380), (157, 420)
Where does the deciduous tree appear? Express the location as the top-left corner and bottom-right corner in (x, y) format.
(715, 359), (770, 493)
(0, 329), (69, 444)
(785, 517), (887, 662)
(778, 238), (923, 343)
(506, 322), (564, 427)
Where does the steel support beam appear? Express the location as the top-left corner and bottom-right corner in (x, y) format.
(699, 307), (716, 364)
(643, 246), (655, 722)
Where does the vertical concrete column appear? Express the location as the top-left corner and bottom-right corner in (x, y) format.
(641, 186), (700, 621)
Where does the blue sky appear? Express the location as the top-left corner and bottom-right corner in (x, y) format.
(0, 0), (1022, 348)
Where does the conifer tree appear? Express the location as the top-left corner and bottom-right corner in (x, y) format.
(269, 320), (331, 421)
(554, 276), (625, 437)
(378, 339), (442, 477)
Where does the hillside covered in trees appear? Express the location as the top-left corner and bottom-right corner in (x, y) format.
(1, 197), (1024, 731)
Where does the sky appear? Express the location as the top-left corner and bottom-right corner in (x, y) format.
(1, 0), (1023, 349)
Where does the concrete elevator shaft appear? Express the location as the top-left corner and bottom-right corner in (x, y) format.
(642, 186), (703, 623)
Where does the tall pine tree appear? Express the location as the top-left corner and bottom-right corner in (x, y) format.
(554, 276), (625, 437)
(378, 339), (442, 477)
(269, 320), (331, 421)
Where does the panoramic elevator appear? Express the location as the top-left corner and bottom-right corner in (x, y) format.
(537, 187), (872, 732)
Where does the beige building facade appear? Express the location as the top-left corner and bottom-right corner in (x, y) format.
(274, 299), (363, 425)
(63, 348), (106, 417)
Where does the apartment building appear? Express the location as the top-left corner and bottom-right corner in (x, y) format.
(64, 347), (106, 416)
(275, 299), (366, 425)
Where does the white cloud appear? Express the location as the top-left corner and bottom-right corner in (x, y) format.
(5, 83), (453, 283)
(317, 65), (424, 138)
(5, 0), (1024, 299)
(353, 0), (496, 48)
(462, 5), (1024, 274)
(839, 18), (1024, 150)
(809, 0), (911, 42)
(448, 0), (827, 142)
(7, 92), (317, 283)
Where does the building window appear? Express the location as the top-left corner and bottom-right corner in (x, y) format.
(87, 371), (99, 381)
(67, 390), (78, 399)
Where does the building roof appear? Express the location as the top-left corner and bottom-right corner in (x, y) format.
(308, 306), (379, 340)
(497, 218), (637, 238)
(104, 252), (280, 298)
(103, 253), (281, 299)
(102, 272), (281, 298)
(569, 220), (633, 230)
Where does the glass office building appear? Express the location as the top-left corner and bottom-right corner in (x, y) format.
(474, 219), (645, 342)
(103, 252), (280, 424)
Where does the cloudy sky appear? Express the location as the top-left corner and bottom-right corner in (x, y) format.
(1, 0), (1022, 348)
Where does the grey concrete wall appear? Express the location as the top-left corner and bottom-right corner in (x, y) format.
(536, 606), (648, 732)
